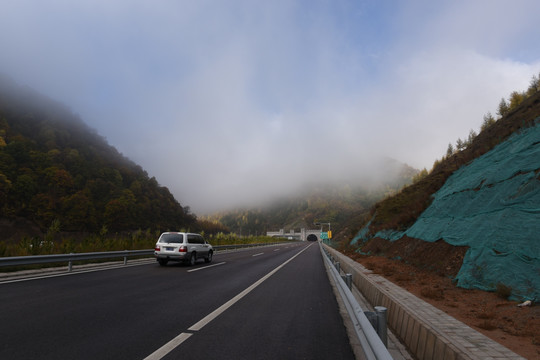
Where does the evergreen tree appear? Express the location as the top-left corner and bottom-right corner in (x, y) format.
(527, 73), (540, 95)
(446, 143), (454, 157)
(497, 98), (509, 118)
(466, 129), (477, 147)
(481, 112), (496, 131)
(456, 138), (465, 151)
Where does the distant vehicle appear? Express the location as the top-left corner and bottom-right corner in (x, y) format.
(154, 232), (213, 266)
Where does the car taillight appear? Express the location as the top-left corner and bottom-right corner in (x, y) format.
(155, 246), (160, 251)
(179, 246), (187, 253)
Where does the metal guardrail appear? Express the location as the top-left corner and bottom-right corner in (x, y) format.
(0, 250), (154, 271)
(0, 242), (285, 271)
(320, 243), (393, 360)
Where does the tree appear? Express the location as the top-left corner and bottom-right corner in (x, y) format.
(29, 193), (56, 227)
(481, 112), (496, 132)
(13, 174), (37, 209)
(446, 143), (454, 157)
(497, 98), (509, 118)
(0, 173), (12, 214)
(104, 189), (136, 230)
(62, 191), (96, 231)
(466, 129), (477, 148)
(508, 91), (525, 110)
(527, 73), (540, 95)
(456, 138), (465, 151)
(44, 167), (74, 196)
(412, 168), (428, 183)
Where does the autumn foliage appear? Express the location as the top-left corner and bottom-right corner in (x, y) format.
(0, 76), (196, 240)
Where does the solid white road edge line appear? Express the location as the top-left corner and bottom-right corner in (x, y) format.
(144, 333), (193, 360)
(144, 243), (314, 360)
(187, 262), (226, 272)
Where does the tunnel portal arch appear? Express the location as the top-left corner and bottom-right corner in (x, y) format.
(307, 234), (318, 241)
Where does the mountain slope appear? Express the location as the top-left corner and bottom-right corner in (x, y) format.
(0, 76), (196, 239)
(350, 89), (540, 301)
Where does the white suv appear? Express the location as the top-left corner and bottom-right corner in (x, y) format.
(154, 232), (213, 266)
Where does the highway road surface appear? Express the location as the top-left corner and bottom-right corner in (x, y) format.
(0, 242), (355, 359)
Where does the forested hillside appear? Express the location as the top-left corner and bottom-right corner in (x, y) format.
(0, 76), (196, 240)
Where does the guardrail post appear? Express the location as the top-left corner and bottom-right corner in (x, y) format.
(123, 251), (128, 265)
(365, 311), (377, 328)
(68, 253), (73, 272)
(344, 273), (352, 290)
(334, 261), (340, 273)
(375, 306), (388, 347)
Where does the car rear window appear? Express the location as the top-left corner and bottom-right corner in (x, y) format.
(160, 233), (184, 243)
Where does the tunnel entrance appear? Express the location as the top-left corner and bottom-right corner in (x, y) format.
(307, 234), (318, 241)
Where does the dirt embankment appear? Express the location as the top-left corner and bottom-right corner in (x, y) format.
(342, 238), (540, 359)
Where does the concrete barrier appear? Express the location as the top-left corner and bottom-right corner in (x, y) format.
(323, 245), (525, 360)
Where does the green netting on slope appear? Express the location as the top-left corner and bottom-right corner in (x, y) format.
(354, 119), (540, 300)
(406, 120), (540, 300)
(350, 220), (372, 245)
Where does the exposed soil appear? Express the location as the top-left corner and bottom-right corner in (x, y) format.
(342, 237), (540, 360)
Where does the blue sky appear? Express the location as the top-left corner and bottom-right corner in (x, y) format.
(1, 0), (540, 213)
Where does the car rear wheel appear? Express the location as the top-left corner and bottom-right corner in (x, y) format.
(158, 259), (168, 266)
(205, 251), (213, 263)
(189, 252), (196, 266)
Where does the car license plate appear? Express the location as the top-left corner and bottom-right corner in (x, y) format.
(166, 247), (174, 251)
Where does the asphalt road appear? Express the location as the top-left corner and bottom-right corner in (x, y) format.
(0, 242), (355, 359)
